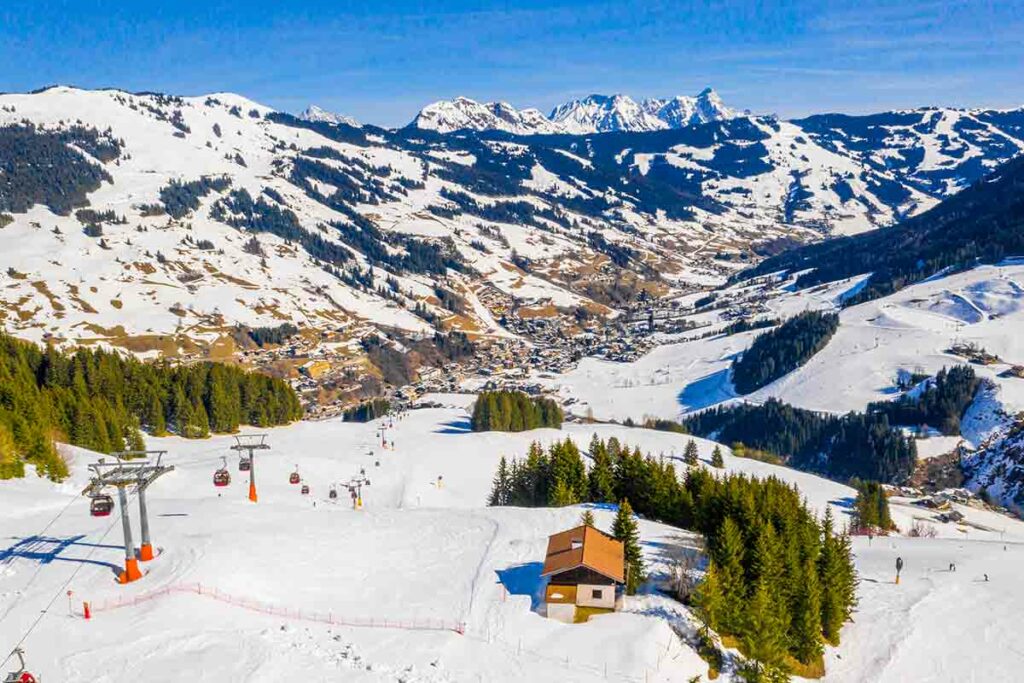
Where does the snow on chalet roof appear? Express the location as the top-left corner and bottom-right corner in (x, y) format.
(541, 524), (625, 583)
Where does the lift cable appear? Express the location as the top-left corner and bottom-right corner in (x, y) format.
(1, 487), (138, 671)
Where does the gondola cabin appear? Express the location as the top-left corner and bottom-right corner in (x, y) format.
(213, 469), (231, 487)
(89, 494), (114, 517)
(238, 458), (251, 472)
(300, 484), (310, 495)
(541, 524), (624, 624)
(289, 472), (300, 485)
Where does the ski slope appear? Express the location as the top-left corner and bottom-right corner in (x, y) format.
(3, 406), (1023, 681)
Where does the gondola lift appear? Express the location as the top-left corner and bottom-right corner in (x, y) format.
(213, 456), (231, 487)
(329, 486), (338, 500)
(289, 465), (300, 485)
(238, 455), (251, 472)
(300, 483), (310, 495)
(89, 493), (114, 517)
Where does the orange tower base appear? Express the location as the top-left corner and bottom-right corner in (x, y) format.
(118, 558), (143, 584)
(248, 481), (258, 503)
(139, 543), (155, 562)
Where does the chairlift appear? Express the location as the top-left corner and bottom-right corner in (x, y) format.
(213, 456), (231, 487)
(90, 493), (114, 517)
(300, 483), (310, 495)
(4, 647), (37, 683)
(289, 465), (300, 485)
(238, 456), (251, 472)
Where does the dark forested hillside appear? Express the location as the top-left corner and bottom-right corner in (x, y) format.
(731, 311), (840, 394)
(0, 123), (120, 215)
(0, 333), (302, 481)
(867, 365), (981, 434)
(683, 399), (917, 483)
(737, 154), (1024, 304)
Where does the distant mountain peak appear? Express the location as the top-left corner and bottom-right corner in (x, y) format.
(409, 88), (736, 135)
(410, 96), (563, 135)
(299, 105), (360, 128)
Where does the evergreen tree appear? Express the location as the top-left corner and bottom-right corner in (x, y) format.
(549, 476), (578, 506)
(488, 456), (510, 506)
(711, 445), (725, 468)
(713, 516), (748, 634)
(695, 560), (725, 630)
(743, 577), (789, 676)
(818, 509), (853, 645)
(790, 555), (824, 665)
(612, 499), (645, 594)
(580, 508), (596, 528)
(588, 435), (617, 502)
(684, 439), (699, 466)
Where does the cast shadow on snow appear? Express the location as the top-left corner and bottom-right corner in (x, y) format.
(676, 367), (736, 413)
(496, 561), (545, 612)
(0, 535), (122, 574)
(434, 417), (472, 434)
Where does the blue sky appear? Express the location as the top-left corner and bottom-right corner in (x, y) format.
(2, 1), (1022, 126)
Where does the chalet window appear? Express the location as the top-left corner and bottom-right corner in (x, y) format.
(591, 588), (603, 600)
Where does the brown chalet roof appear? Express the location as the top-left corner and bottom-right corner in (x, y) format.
(541, 524), (625, 584)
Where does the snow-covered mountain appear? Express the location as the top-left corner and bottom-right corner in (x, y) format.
(410, 96), (564, 135)
(299, 104), (360, 127)
(550, 88), (737, 133)
(409, 88), (737, 135)
(0, 85), (1022, 359)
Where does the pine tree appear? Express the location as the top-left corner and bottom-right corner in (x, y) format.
(818, 508), (851, 645)
(588, 442), (616, 503)
(580, 508), (596, 528)
(612, 499), (645, 594)
(743, 576), (788, 676)
(695, 560), (725, 630)
(711, 445), (725, 468)
(684, 439), (699, 466)
(488, 456), (510, 506)
(549, 476), (578, 506)
(714, 516), (748, 634)
(790, 555), (824, 665)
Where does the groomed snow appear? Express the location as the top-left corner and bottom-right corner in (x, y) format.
(3, 407), (1023, 681)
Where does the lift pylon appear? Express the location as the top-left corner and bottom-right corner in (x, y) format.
(230, 434), (270, 503)
(83, 452), (174, 582)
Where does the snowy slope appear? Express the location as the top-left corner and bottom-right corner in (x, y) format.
(543, 261), (1024, 424)
(2, 407), (1022, 681)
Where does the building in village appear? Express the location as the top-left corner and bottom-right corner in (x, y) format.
(541, 525), (625, 623)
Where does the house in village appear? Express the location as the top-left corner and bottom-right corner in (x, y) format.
(541, 525), (625, 623)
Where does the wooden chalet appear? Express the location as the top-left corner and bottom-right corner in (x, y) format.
(541, 524), (625, 623)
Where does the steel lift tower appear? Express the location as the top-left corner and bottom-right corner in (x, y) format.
(83, 452), (174, 583)
(231, 434), (270, 503)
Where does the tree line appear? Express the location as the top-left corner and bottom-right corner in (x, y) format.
(867, 365), (980, 435)
(0, 333), (302, 481)
(470, 390), (563, 432)
(487, 434), (857, 678)
(731, 311), (839, 394)
(342, 399), (390, 423)
(851, 480), (894, 533)
(683, 398), (917, 483)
